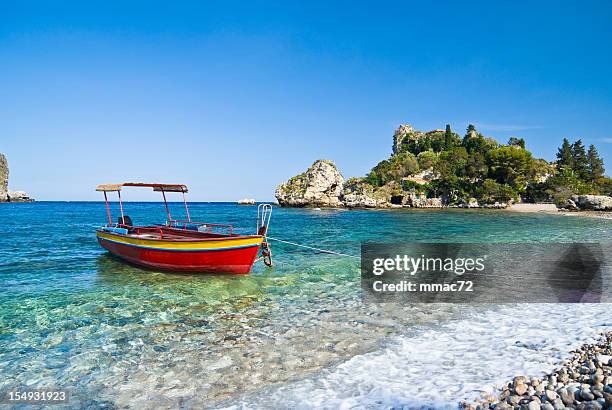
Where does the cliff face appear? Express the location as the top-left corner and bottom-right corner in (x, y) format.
(0, 153), (34, 202)
(275, 160), (344, 207)
(0, 154), (8, 201)
(392, 124), (445, 155)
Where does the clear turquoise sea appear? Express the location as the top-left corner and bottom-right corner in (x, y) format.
(1, 202), (611, 408)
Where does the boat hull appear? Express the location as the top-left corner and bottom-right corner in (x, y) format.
(96, 231), (263, 274)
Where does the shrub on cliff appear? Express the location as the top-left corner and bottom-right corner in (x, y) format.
(366, 152), (419, 187)
(417, 151), (438, 169)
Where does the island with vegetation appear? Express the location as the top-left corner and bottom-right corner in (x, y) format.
(275, 124), (612, 211)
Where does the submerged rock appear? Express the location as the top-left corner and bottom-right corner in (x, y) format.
(275, 160), (344, 207)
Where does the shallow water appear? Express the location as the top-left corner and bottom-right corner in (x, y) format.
(0, 202), (611, 408)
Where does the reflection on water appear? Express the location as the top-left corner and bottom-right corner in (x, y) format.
(0, 202), (611, 407)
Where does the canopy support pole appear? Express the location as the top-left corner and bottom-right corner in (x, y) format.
(117, 191), (124, 222)
(182, 192), (191, 222)
(103, 192), (112, 225)
(161, 188), (172, 224)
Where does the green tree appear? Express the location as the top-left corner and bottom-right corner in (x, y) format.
(465, 152), (488, 180)
(508, 137), (525, 149)
(367, 153), (420, 186)
(543, 168), (596, 205)
(556, 138), (573, 171)
(417, 151), (438, 169)
(529, 158), (554, 183)
(444, 124), (453, 150)
(390, 152), (419, 179)
(595, 176), (612, 196)
(435, 147), (468, 178)
(466, 124), (476, 134)
(497, 184), (517, 203)
(571, 139), (589, 179)
(487, 145), (534, 190)
(587, 144), (605, 181)
(366, 159), (392, 186)
(365, 171), (381, 187)
(480, 179), (501, 203)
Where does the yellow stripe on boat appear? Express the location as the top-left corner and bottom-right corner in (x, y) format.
(96, 231), (263, 251)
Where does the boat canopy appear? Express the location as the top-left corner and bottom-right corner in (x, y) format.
(97, 182), (191, 225)
(96, 183), (188, 193)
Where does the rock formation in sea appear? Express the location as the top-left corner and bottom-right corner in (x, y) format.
(276, 160), (446, 209)
(0, 153), (34, 202)
(275, 160), (344, 207)
(275, 126), (451, 208)
(0, 153), (8, 201)
(275, 123), (611, 209)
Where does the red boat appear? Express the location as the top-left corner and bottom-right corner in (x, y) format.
(95, 182), (272, 274)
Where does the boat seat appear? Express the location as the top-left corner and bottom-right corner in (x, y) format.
(117, 215), (136, 233)
(118, 215), (133, 226)
(101, 226), (129, 235)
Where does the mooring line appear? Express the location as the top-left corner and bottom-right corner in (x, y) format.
(266, 237), (360, 259)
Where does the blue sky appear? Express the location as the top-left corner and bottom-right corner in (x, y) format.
(1, 1), (611, 200)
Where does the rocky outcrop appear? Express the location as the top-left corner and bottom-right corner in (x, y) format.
(392, 125), (445, 155)
(275, 160), (344, 207)
(561, 198), (580, 211)
(571, 195), (612, 211)
(276, 162), (450, 208)
(458, 198), (480, 208)
(0, 154), (8, 201)
(403, 169), (438, 185)
(7, 191), (34, 202)
(341, 178), (389, 208)
(393, 125), (421, 155)
(404, 193), (443, 207)
(0, 153), (34, 202)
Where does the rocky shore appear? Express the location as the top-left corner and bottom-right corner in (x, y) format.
(275, 159), (612, 211)
(563, 195), (612, 212)
(275, 159), (509, 209)
(463, 332), (612, 410)
(0, 153), (33, 202)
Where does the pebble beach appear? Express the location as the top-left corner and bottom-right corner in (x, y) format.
(464, 332), (612, 410)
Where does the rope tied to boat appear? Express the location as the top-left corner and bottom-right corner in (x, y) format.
(265, 237), (360, 259)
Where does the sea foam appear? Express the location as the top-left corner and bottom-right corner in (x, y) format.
(232, 304), (612, 409)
